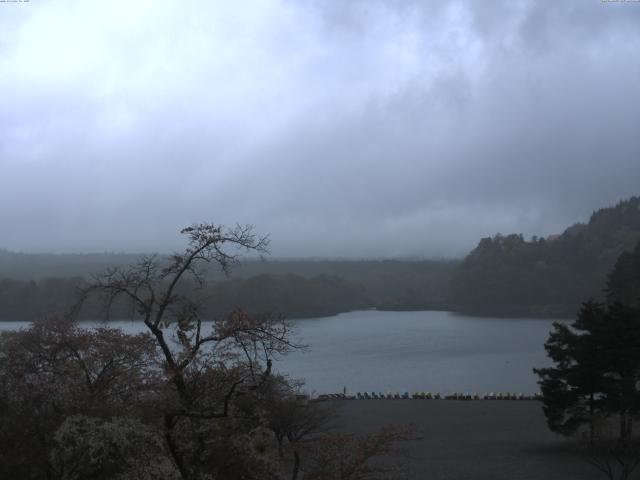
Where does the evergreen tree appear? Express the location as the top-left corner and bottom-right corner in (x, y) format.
(534, 301), (609, 442)
(535, 298), (640, 444)
(598, 301), (640, 441)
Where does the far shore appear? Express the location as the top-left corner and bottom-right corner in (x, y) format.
(0, 304), (577, 323)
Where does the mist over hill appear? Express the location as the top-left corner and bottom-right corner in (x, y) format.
(1, 196), (639, 321)
(0, 254), (457, 321)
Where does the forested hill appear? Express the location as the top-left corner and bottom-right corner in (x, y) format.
(451, 196), (640, 317)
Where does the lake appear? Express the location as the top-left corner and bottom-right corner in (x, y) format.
(0, 310), (563, 395)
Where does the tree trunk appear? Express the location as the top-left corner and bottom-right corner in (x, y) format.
(620, 410), (629, 446)
(165, 415), (191, 480)
(291, 449), (301, 480)
(589, 392), (595, 447)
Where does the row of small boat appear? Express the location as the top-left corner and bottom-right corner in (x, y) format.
(317, 392), (542, 400)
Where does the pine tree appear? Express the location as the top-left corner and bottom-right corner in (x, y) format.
(534, 301), (609, 442)
(535, 250), (640, 445)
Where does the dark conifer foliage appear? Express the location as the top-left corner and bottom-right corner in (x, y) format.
(606, 240), (640, 307)
(535, 242), (640, 445)
(535, 301), (611, 439)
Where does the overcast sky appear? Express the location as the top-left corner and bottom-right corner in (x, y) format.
(1, 0), (639, 257)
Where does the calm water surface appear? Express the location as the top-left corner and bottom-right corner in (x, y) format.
(0, 310), (563, 395)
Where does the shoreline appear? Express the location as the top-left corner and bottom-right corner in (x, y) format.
(0, 304), (577, 323)
(317, 392), (541, 401)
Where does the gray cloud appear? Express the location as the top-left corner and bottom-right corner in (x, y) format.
(1, 0), (639, 257)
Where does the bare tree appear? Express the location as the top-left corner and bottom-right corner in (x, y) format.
(301, 424), (417, 480)
(81, 223), (302, 479)
(261, 377), (338, 479)
(0, 224), (417, 480)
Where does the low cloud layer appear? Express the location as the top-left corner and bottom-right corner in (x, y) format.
(1, 0), (639, 257)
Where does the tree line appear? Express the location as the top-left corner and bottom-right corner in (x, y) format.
(0, 260), (455, 321)
(0, 274), (367, 321)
